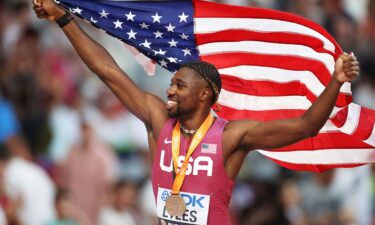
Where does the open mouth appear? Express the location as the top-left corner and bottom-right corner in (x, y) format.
(166, 100), (177, 110)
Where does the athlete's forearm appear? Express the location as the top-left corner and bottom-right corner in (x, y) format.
(301, 75), (343, 136)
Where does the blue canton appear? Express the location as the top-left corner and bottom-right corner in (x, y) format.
(58, 0), (199, 73)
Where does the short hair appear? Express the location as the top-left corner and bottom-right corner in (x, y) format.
(180, 61), (221, 105)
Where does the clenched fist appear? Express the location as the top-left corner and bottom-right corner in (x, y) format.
(32, 0), (65, 21)
(333, 53), (360, 83)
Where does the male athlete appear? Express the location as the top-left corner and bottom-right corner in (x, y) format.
(33, 0), (360, 224)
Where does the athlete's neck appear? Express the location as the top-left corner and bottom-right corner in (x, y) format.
(179, 108), (211, 132)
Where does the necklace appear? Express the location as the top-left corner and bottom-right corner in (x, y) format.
(180, 124), (197, 135)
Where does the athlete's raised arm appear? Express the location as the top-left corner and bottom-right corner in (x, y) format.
(32, 0), (168, 134)
(224, 53), (359, 153)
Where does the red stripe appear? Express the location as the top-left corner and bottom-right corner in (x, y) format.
(264, 156), (367, 172)
(194, 0), (343, 56)
(196, 30), (334, 56)
(330, 105), (348, 128)
(352, 107), (375, 140)
(201, 53), (351, 100)
(221, 75), (352, 107)
(276, 133), (372, 151)
(217, 105), (305, 120)
(217, 106), (371, 149)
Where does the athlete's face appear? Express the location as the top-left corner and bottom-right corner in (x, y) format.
(166, 67), (208, 118)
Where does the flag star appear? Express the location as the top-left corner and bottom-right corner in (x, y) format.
(139, 22), (149, 29)
(72, 7), (82, 15)
(125, 11), (136, 21)
(178, 12), (189, 23)
(140, 39), (152, 49)
(182, 48), (192, 56)
(179, 33), (189, 40)
(99, 9), (109, 18)
(165, 23), (176, 32)
(113, 20), (123, 29)
(151, 12), (162, 23)
(168, 39), (178, 47)
(159, 59), (168, 68)
(153, 30), (163, 39)
(154, 49), (166, 55)
(90, 17), (98, 23)
(127, 29), (137, 39)
(167, 57), (178, 63)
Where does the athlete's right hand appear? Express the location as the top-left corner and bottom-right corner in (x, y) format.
(32, 0), (65, 21)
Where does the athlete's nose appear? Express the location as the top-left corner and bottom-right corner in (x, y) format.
(167, 84), (177, 97)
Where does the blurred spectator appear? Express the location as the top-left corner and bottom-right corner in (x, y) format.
(57, 121), (117, 225)
(300, 171), (348, 225)
(332, 167), (372, 225)
(83, 86), (149, 181)
(0, 96), (20, 144)
(1, 1), (32, 58)
(285, 0), (324, 25)
(138, 179), (157, 225)
(238, 182), (289, 225)
(280, 179), (306, 225)
(46, 189), (91, 225)
(0, 142), (55, 225)
(2, 26), (52, 157)
(98, 180), (143, 225)
(321, 0), (358, 52)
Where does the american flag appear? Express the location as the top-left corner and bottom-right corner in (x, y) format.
(201, 143), (217, 154)
(57, 0), (375, 172)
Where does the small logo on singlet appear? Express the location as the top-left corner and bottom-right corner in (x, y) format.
(164, 138), (172, 144)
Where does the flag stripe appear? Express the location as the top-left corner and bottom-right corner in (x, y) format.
(339, 104), (361, 135)
(219, 89), (351, 112)
(218, 66), (351, 94)
(221, 75), (352, 107)
(198, 41), (335, 74)
(353, 107), (375, 141)
(258, 148), (375, 165)
(275, 133), (372, 151)
(219, 89), (312, 110)
(195, 18), (336, 53)
(194, 0), (342, 54)
(196, 30), (333, 56)
(365, 125), (375, 146)
(263, 157), (367, 172)
(202, 53), (334, 88)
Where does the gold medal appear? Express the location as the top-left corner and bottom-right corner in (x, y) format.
(165, 194), (186, 217)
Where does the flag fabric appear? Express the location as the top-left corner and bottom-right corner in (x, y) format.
(57, 0), (375, 172)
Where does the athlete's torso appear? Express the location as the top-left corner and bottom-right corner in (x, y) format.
(151, 117), (234, 225)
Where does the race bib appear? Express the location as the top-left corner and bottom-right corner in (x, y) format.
(156, 187), (210, 225)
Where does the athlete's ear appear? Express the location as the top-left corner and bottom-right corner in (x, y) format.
(200, 87), (211, 102)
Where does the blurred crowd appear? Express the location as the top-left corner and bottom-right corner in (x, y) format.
(0, 0), (374, 225)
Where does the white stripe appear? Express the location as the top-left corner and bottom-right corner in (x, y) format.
(218, 89), (311, 110)
(198, 41), (335, 74)
(218, 65), (352, 94)
(320, 120), (341, 133)
(195, 18), (336, 52)
(218, 89), (348, 112)
(364, 124), (375, 147)
(340, 103), (361, 135)
(257, 148), (375, 164)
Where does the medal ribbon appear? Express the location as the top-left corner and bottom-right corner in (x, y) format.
(171, 113), (215, 195)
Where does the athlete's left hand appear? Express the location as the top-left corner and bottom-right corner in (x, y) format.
(333, 53), (360, 83)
